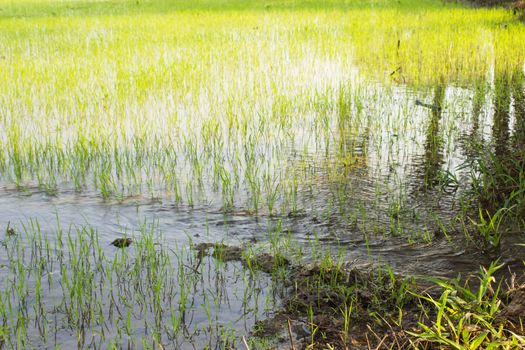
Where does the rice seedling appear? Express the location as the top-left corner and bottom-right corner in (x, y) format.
(0, 218), (280, 348)
(1, 0), (525, 347)
(0, 0), (520, 212)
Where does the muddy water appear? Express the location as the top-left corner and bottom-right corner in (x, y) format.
(1, 80), (525, 347)
(2, 186), (521, 279)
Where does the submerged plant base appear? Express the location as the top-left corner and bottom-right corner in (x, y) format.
(194, 242), (290, 273)
(110, 237), (133, 248)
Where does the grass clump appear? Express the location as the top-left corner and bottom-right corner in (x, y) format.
(409, 261), (525, 349)
(252, 257), (525, 349)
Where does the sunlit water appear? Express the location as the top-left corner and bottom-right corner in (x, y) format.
(1, 80), (524, 347)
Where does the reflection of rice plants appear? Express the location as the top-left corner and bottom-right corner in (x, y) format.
(465, 69), (525, 244)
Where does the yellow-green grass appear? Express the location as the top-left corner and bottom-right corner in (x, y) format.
(0, 0), (523, 209)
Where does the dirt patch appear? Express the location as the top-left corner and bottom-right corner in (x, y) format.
(302, 267), (412, 347)
(251, 252), (289, 273)
(193, 243), (525, 348)
(193, 242), (244, 262)
(253, 261), (525, 349)
(251, 262), (425, 349)
(211, 244), (244, 262)
(499, 284), (525, 328)
(253, 313), (311, 349)
(192, 242), (289, 273)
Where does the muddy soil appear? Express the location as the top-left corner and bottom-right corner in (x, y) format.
(248, 259), (525, 349)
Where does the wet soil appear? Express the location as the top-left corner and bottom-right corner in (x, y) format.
(252, 263), (423, 349)
(499, 285), (525, 327)
(250, 260), (525, 349)
(194, 242), (290, 273)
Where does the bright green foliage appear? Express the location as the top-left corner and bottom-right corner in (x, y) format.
(409, 261), (525, 349)
(0, 0), (524, 207)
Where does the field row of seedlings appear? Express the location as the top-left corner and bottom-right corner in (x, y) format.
(0, 0), (524, 348)
(1, 219), (524, 349)
(1, 69), (523, 244)
(0, 220), (285, 349)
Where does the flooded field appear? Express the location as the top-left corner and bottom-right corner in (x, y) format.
(0, 0), (524, 348)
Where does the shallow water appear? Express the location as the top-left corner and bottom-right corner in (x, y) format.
(1, 79), (524, 347)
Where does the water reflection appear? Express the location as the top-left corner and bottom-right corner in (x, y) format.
(510, 68), (525, 218)
(493, 72), (511, 158)
(470, 80), (488, 146)
(421, 83), (446, 189)
(512, 69), (525, 149)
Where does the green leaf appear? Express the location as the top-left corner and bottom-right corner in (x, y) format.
(469, 331), (488, 350)
(436, 290), (451, 336)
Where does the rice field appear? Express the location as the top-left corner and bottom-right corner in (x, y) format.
(0, 0), (524, 348)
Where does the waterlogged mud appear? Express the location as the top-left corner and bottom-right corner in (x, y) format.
(255, 263), (421, 349)
(194, 242), (290, 273)
(251, 261), (525, 349)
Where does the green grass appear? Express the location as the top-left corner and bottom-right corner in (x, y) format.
(0, 219), (278, 348)
(409, 261), (525, 349)
(0, 0), (523, 210)
(1, 0), (525, 346)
